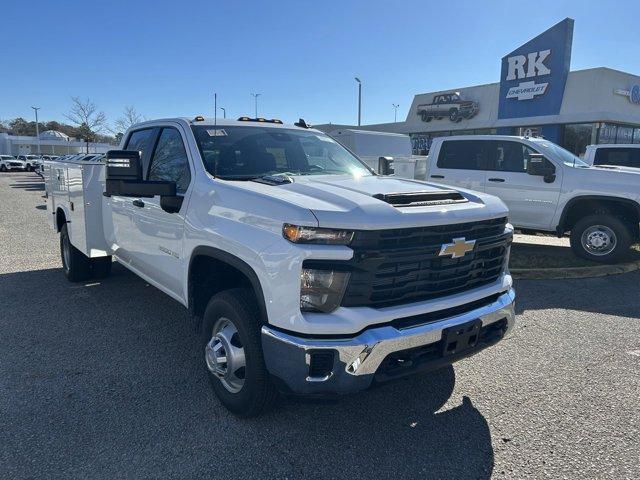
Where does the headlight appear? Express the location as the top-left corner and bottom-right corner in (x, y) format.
(300, 268), (350, 313)
(283, 224), (354, 245)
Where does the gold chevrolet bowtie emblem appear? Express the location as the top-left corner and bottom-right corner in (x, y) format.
(438, 237), (476, 259)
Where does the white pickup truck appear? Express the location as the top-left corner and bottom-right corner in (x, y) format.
(426, 136), (640, 263)
(45, 117), (515, 417)
(583, 144), (640, 170)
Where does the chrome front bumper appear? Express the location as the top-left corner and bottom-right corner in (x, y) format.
(261, 289), (516, 395)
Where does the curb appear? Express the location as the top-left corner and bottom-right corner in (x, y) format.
(511, 259), (640, 280)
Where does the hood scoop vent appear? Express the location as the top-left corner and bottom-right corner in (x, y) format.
(251, 174), (294, 186)
(372, 190), (467, 207)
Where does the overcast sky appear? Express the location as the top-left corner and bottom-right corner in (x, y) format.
(2, 0), (639, 128)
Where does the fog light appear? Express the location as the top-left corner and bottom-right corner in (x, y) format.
(300, 268), (350, 313)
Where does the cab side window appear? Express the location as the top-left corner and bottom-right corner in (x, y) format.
(148, 128), (191, 194)
(437, 140), (487, 170)
(488, 141), (538, 173)
(124, 128), (155, 160)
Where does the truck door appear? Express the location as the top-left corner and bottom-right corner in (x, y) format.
(103, 127), (158, 266)
(428, 139), (487, 192)
(484, 140), (561, 230)
(127, 126), (192, 299)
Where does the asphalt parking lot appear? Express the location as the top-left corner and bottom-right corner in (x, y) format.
(1, 171), (638, 479)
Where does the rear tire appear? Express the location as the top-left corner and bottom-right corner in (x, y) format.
(60, 224), (92, 282)
(570, 214), (632, 264)
(200, 288), (278, 417)
(0, 165), (6, 172)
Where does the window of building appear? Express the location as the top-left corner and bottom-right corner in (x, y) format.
(562, 123), (594, 157)
(148, 128), (191, 194)
(634, 128), (640, 144)
(598, 123), (618, 144)
(617, 126), (634, 144)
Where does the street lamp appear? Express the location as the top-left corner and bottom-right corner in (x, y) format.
(354, 78), (362, 126)
(251, 93), (261, 117)
(31, 106), (41, 155)
(220, 107), (226, 119)
(392, 103), (399, 123)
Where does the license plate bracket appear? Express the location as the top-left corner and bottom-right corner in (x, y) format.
(441, 319), (482, 357)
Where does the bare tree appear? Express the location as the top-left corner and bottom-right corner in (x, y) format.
(65, 97), (107, 153)
(110, 106), (143, 139)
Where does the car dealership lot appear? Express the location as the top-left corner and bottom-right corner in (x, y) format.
(1, 171), (638, 479)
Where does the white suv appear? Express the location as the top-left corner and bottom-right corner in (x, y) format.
(427, 136), (640, 263)
(0, 155), (27, 171)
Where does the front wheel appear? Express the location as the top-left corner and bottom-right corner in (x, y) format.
(570, 214), (632, 264)
(200, 289), (278, 417)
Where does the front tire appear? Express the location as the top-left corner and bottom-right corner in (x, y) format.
(200, 289), (277, 417)
(60, 224), (92, 282)
(570, 214), (632, 263)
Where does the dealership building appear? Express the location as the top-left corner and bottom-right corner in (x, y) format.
(0, 130), (113, 156)
(317, 18), (640, 157)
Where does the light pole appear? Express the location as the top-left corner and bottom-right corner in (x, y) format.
(251, 93), (261, 117)
(220, 107), (226, 119)
(354, 77), (362, 126)
(31, 106), (41, 155)
(392, 103), (399, 123)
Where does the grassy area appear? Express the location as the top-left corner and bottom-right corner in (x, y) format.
(509, 243), (640, 269)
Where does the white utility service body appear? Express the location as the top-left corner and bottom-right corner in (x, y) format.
(46, 118), (515, 416)
(425, 135), (640, 262)
(328, 128), (427, 180)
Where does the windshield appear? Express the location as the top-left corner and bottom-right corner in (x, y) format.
(191, 125), (373, 180)
(537, 141), (589, 168)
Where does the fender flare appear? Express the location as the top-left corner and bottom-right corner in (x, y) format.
(557, 195), (640, 231)
(187, 246), (268, 323)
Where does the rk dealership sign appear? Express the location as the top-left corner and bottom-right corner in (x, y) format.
(498, 18), (574, 119)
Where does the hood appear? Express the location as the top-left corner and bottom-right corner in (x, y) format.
(228, 175), (508, 230)
(571, 166), (640, 202)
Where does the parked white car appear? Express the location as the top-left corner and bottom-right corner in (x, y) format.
(426, 135), (640, 263)
(0, 155), (27, 171)
(45, 117), (516, 417)
(16, 155), (42, 172)
(583, 144), (640, 170)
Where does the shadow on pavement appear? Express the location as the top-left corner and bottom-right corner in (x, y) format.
(0, 264), (495, 479)
(7, 172), (44, 191)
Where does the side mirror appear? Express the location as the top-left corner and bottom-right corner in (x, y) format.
(527, 153), (556, 183)
(104, 150), (176, 197)
(378, 156), (395, 175)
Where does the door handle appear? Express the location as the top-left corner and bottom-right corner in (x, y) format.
(488, 178), (505, 182)
(430, 174), (445, 179)
(132, 199), (145, 208)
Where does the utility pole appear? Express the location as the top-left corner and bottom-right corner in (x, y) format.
(251, 93), (261, 117)
(392, 103), (399, 123)
(354, 78), (362, 126)
(220, 107), (226, 119)
(31, 106), (41, 155)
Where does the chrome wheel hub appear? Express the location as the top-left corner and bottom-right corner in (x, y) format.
(581, 225), (617, 256)
(204, 318), (246, 393)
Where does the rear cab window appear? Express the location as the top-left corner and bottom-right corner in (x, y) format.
(594, 148), (640, 167)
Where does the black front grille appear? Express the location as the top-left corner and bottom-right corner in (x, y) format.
(341, 217), (510, 308)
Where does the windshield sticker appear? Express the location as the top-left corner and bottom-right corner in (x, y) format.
(316, 135), (335, 143)
(207, 129), (227, 137)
